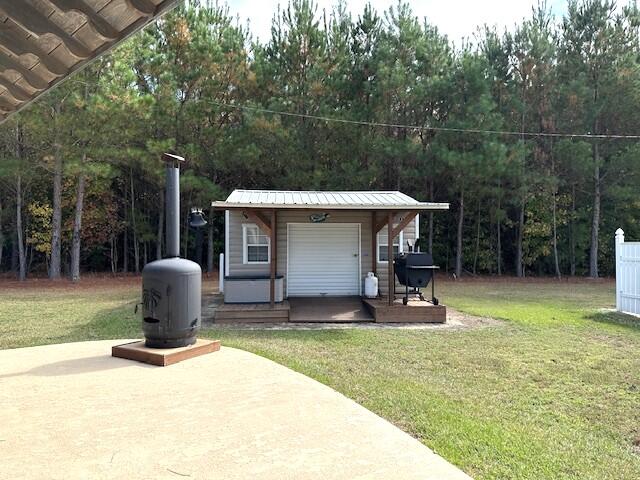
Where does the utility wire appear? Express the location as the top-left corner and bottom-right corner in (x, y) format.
(62, 79), (640, 140)
(208, 100), (640, 140)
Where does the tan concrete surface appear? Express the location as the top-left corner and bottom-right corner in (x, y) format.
(0, 340), (472, 480)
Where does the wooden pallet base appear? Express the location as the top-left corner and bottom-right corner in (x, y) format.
(362, 298), (446, 323)
(112, 339), (221, 366)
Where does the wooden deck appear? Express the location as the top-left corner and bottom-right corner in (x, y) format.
(212, 298), (445, 324)
(214, 301), (290, 323)
(288, 297), (372, 323)
(362, 298), (446, 323)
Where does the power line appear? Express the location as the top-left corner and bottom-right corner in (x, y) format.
(59, 82), (640, 140)
(209, 100), (640, 140)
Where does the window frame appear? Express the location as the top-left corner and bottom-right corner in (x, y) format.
(242, 223), (271, 265)
(376, 228), (403, 263)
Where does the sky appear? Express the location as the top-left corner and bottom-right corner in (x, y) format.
(225, 0), (571, 45)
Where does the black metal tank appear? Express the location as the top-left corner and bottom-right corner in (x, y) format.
(141, 153), (201, 348)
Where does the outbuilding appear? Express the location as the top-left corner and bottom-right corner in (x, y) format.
(212, 190), (449, 322)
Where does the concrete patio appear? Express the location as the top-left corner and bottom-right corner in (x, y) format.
(0, 340), (471, 480)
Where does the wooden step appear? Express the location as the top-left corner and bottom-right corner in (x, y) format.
(215, 309), (288, 320)
(215, 316), (288, 323)
(214, 304), (290, 323)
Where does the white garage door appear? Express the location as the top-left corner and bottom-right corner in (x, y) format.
(287, 223), (360, 296)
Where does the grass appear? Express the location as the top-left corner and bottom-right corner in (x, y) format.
(1, 276), (639, 479)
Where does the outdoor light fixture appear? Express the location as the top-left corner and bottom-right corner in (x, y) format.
(309, 212), (330, 223)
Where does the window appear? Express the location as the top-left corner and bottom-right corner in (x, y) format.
(377, 228), (403, 263)
(242, 224), (270, 264)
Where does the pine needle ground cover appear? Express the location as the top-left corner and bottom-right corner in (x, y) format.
(1, 278), (638, 479)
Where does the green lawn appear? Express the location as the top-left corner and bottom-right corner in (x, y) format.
(1, 277), (638, 479)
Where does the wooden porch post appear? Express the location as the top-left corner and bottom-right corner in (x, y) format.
(388, 210), (394, 306)
(371, 211), (377, 275)
(270, 209), (277, 306)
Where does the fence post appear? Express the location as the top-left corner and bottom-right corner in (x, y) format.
(615, 228), (625, 311)
(219, 252), (224, 294)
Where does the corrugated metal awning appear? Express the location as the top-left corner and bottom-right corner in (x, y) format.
(212, 190), (449, 211)
(0, 0), (180, 123)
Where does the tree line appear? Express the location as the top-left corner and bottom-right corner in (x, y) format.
(0, 0), (639, 281)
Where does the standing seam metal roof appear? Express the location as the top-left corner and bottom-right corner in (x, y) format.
(212, 190), (449, 210)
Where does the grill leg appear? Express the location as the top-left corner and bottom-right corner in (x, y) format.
(406, 268), (410, 305)
(431, 273), (438, 305)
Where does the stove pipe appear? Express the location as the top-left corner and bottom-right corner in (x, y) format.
(164, 153), (182, 257)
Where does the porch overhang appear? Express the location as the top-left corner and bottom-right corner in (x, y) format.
(212, 202), (450, 211)
(212, 189), (449, 212)
(216, 190), (450, 308)
(0, 0), (180, 123)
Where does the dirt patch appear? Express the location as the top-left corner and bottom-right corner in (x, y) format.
(632, 437), (640, 456)
(445, 308), (503, 329)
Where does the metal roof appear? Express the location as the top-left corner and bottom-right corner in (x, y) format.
(0, 0), (180, 123)
(212, 190), (449, 211)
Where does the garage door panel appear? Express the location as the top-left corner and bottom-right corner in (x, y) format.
(287, 224), (360, 296)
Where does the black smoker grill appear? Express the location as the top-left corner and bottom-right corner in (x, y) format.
(394, 252), (440, 305)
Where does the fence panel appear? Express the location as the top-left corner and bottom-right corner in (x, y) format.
(616, 229), (640, 315)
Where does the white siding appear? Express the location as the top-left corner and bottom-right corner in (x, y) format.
(226, 210), (416, 296)
(227, 210), (271, 276)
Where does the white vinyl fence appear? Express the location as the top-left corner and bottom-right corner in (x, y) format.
(615, 228), (640, 315)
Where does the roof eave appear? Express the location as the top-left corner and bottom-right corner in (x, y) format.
(0, 0), (181, 124)
(211, 201), (450, 211)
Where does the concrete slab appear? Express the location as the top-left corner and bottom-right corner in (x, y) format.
(289, 296), (373, 322)
(0, 340), (472, 480)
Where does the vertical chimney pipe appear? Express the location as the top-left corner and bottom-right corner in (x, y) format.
(163, 153), (184, 258)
